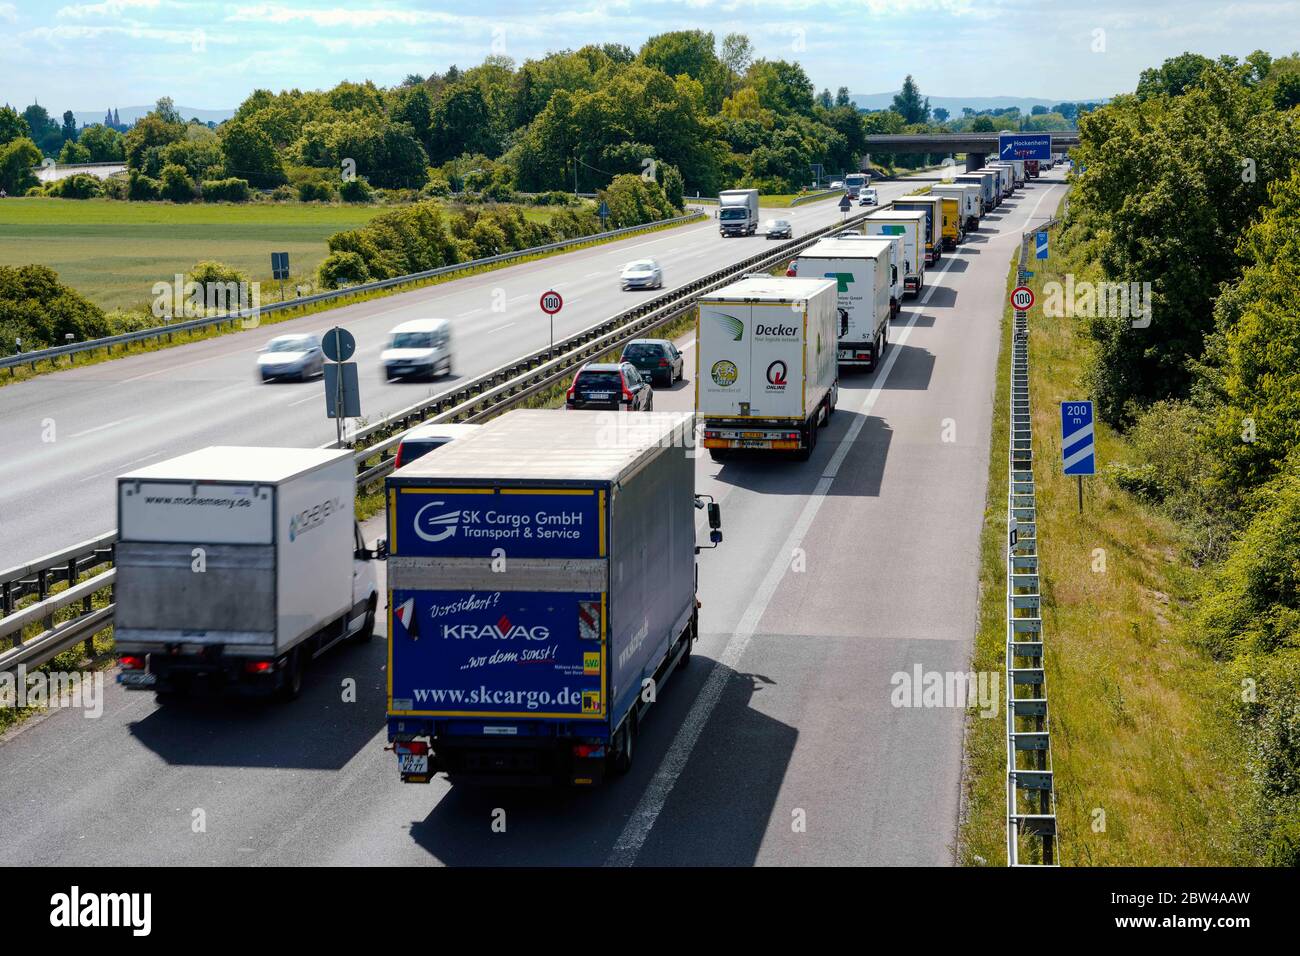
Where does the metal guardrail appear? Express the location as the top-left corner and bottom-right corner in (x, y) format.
(0, 208), (874, 675)
(0, 210), (705, 373)
(1005, 218), (1061, 867)
(789, 189), (842, 206)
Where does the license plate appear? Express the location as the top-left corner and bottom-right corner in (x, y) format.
(838, 349), (852, 359)
(739, 439), (769, 448)
(399, 753), (428, 775)
(119, 671), (156, 687)
(585, 392), (612, 400)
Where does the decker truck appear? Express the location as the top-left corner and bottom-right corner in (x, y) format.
(697, 275), (838, 461)
(114, 447), (383, 700)
(793, 237), (893, 371)
(718, 188), (760, 236)
(385, 409), (721, 786)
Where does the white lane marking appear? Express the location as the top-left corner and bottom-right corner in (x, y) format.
(604, 184), (1063, 866)
(69, 418), (130, 439)
(288, 393), (319, 407)
(458, 307), (486, 318)
(118, 452), (162, 469)
(486, 322), (515, 335)
(585, 271), (603, 278)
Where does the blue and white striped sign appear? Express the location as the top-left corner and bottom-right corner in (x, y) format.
(1036, 231), (1049, 259)
(1061, 401), (1096, 476)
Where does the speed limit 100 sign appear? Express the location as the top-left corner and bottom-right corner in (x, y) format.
(539, 290), (563, 315)
(1011, 286), (1035, 311)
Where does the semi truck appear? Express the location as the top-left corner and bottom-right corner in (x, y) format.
(932, 183), (981, 232)
(697, 275), (839, 461)
(956, 171), (997, 211)
(892, 195), (944, 265)
(844, 172), (869, 198)
(385, 410), (719, 786)
(719, 188), (760, 237)
(114, 447), (383, 700)
(863, 209), (927, 297)
(794, 237), (894, 371)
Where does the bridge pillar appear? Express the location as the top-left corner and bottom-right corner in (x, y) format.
(966, 152), (986, 172)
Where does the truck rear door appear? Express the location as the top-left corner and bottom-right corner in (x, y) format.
(698, 301), (753, 417)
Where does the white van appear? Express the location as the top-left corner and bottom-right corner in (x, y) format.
(381, 318), (453, 381)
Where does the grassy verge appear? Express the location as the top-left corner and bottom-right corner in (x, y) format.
(0, 211), (703, 390)
(960, 205), (1248, 865)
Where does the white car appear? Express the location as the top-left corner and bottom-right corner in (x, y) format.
(394, 423), (481, 469)
(830, 180), (844, 189)
(257, 333), (323, 382)
(620, 259), (663, 291)
(858, 188), (878, 206)
(381, 318), (453, 381)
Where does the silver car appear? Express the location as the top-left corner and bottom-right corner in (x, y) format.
(258, 334), (323, 382)
(620, 259), (663, 291)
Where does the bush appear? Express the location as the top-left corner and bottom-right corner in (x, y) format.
(45, 173), (103, 199)
(189, 260), (249, 288)
(421, 172), (451, 198)
(105, 309), (160, 335)
(100, 176), (128, 200)
(317, 251), (369, 289)
(200, 177), (251, 203)
(269, 184), (295, 202)
(339, 177), (373, 203)
(127, 170), (161, 201)
(297, 180), (336, 202)
(0, 264), (108, 350)
(160, 163), (195, 202)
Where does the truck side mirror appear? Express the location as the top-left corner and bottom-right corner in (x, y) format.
(709, 529), (722, 545)
(707, 503), (721, 530)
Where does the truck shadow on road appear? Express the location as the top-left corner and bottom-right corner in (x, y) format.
(125, 638), (388, 771)
(922, 287), (958, 310)
(405, 660), (796, 866)
(708, 411), (892, 499)
(880, 343), (935, 391)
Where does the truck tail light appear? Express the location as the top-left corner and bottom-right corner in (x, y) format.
(120, 654), (144, 670)
(396, 740), (428, 756)
(785, 265), (797, 277)
(786, 432), (799, 440)
(572, 744), (606, 759)
(244, 660), (274, 674)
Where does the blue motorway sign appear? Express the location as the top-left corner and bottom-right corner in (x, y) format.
(1036, 231), (1049, 260)
(1061, 401), (1096, 476)
(999, 134), (1052, 161)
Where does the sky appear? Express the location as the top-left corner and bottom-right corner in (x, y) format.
(2, 0), (1299, 112)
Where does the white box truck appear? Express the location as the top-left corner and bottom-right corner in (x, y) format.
(697, 276), (839, 461)
(984, 165), (1013, 198)
(114, 446), (384, 700)
(932, 183), (981, 232)
(718, 188), (760, 237)
(957, 171), (997, 211)
(864, 209), (927, 297)
(794, 237), (893, 371)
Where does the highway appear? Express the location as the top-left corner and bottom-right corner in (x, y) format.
(2, 181), (923, 569)
(0, 171), (1067, 865)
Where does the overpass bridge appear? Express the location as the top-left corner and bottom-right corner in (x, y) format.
(862, 132), (1080, 171)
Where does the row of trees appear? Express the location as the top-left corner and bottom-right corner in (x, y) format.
(1063, 49), (1300, 862)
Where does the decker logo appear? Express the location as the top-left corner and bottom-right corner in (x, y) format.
(765, 360), (788, 390)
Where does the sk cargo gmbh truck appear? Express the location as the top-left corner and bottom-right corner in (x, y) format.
(718, 188), (760, 237)
(863, 209), (927, 298)
(114, 447), (383, 700)
(793, 237), (894, 371)
(385, 409), (721, 786)
(697, 275), (839, 461)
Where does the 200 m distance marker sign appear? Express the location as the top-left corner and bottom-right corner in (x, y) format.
(1011, 286), (1035, 311)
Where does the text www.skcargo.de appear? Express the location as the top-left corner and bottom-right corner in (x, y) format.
(412, 685), (585, 711)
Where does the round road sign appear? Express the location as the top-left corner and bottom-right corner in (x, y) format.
(539, 290), (563, 315)
(321, 326), (356, 362)
(1011, 286), (1035, 311)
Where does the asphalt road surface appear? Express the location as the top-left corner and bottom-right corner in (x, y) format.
(2, 179), (928, 569)
(0, 172), (1066, 865)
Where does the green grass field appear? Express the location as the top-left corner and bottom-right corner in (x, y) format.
(0, 198), (570, 311)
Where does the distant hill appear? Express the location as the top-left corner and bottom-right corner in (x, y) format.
(851, 93), (1107, 114)
(71, 105), (234, 127)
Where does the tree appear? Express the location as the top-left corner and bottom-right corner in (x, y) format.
(0, 106), (30, 147)
(0, 137), (42, 194)
(160, 163), (195, 202)
(719, 32), (753, 91)
(154, 97), (182, 125)
(77, 124), (124, 162)
(124, 112), (185, 173)
(0, 264), (108, 350)
(61, 110), (77, 142)
(835, 87), (852, 108)
(891, 75), (929, 124)
(219, 119), (285, 187)
(746, 59), (814, 114)
(58, 140), (91, 164)
(971, 115), (996, 132)
(817, 88), (833, 109)
(638, 31), (726, 109)
(1030, 104), (1048, 115)
(933, 107), (949, 122)
(1136, 52), (1216, 99)
(428, 84), (494, 164)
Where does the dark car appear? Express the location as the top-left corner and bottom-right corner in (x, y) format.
(762, 218), (793, 240)
(620, 339), (684, 387)
(566, 362), (653, 411)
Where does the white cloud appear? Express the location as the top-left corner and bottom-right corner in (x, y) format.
(0, 2), (17, 23)
(56, 0), (163, 19)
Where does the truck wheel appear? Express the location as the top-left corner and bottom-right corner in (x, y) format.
(355, 595), (377, 644)
(611, 716), (636, 775)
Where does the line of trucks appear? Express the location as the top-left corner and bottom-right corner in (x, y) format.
(108, 159), (1039, 788)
